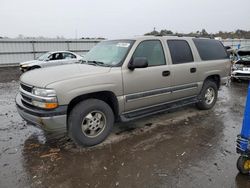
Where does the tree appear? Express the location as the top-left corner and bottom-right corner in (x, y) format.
(201, 29), (209, 37)
(159, 30), (173, 36)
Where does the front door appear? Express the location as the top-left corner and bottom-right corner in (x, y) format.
(122, 40), (172, 112)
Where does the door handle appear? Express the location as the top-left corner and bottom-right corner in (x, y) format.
(162, 70), (170, 77)
(190, 68), (196, 73)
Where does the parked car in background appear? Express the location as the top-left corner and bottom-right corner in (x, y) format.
(231, 46), (250, 80)
(20, 51), (83, 72)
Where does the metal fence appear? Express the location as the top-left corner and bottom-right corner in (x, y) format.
(0, 39), (101, 66)
(221, 39), (250, 49)
(0, 38), (250, 66)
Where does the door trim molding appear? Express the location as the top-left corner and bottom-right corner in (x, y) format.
(125, 83), (198, 102)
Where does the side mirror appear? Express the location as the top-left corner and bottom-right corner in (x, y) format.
(128, 57), (148, 70)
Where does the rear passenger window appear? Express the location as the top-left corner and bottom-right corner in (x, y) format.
(63, 53), (76, 59)
(193, 38), (228, 60)
(167, 40), (194, 64)
(133, 40), (166, 66)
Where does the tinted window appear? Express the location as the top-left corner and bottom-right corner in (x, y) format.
(133, 40), (166, 66)
(49, 53), (63, 60)
(193, 39), (228, 60)
(167, 40), (194, 64)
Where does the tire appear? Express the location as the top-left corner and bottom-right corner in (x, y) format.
(196, 80), (218, 110)
(231, 77), (237, 82)
(231, 77), (241, 83)
(68, 99), (114, 147)
(237, 156), (250, 175)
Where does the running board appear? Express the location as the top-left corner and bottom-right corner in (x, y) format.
(120, 97), (198, 122)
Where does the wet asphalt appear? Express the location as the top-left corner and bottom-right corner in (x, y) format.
(0, 69), (250, 188)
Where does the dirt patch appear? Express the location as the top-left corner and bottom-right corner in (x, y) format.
(0, 66), (21, 83)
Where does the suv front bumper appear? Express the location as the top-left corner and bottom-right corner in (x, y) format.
(16, 93), (67, 132)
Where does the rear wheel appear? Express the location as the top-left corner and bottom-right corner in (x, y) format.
(196, 80), (218, 110)
(237, 156), (250, 175)
(68, 99), (114, 147)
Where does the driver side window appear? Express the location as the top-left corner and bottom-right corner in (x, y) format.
(132, 40), (166, 66)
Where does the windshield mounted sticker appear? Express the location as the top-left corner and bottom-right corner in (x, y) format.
(116, 43), (130, 48)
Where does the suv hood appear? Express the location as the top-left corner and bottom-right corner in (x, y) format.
(20, 64), (111, 88)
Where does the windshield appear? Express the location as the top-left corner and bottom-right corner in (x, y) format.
(37, 52), (51, 61)
(82, 40), (134, 66)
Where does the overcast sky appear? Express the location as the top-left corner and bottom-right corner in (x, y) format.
(1, 0), (250, 39)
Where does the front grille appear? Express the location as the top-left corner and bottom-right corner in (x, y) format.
(20, 83), (32, 93)
(21, 94), (32, 103)
(21, 99), (35, 109)
(20, 83), (34, 107)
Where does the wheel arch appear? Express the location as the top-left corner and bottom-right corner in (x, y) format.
(28, 65), (41, 70)
(204, 74), (221, 89)
(67, 91), (119, 129)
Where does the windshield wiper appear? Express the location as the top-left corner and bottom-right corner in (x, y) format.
(81, 60), (111, 67)
(88, 60), (105, 66)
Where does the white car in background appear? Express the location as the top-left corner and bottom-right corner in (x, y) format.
(20, 51), (83, 72)
(231, 46), (250, 80)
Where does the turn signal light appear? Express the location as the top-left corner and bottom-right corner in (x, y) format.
(45, 103), (58, 109)
(32, 101), (58, 109)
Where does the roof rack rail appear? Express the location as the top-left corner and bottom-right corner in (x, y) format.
(195, 35), (214, 39)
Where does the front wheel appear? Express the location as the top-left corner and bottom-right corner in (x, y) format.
(196, 80), (218, 110)
(237, 156), (250, 175)
(68, 99), (114, 147)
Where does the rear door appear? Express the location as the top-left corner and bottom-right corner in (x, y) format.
(166, 39), (199, 100)
(43, 52), (64, 67)
(62, 52), (78, 64)
(122, 40), (172, 112)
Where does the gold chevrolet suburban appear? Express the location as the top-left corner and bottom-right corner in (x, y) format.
(16, 36), (231, 146)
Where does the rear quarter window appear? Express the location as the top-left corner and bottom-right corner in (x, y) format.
(193, 38), (228, 61)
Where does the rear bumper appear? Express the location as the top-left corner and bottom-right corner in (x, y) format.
(16, 93), (67, 132)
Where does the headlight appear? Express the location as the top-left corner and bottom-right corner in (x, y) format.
(32, 87), (57, 97)
(233, 64), (243, 71)
(31, 87), (58, 109)
(21, 64), (28, 68)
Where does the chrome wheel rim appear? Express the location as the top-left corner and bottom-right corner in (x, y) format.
(81, 111), (106, 138)
(204, 87), (215, 105)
